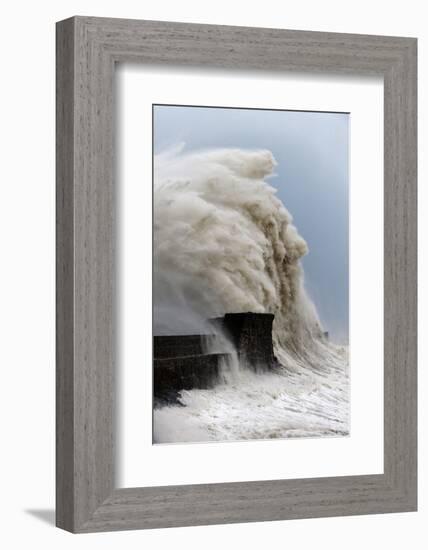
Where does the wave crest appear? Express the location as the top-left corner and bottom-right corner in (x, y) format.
(154, 147), (322, 356)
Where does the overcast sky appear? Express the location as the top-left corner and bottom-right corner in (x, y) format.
(153, 105), (349, 343)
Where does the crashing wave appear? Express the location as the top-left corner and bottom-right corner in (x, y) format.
(153, 147), (349, 443)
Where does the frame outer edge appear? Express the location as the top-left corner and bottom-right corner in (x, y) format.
(400, 37), (417, 509)
(56, 16), (76, 532)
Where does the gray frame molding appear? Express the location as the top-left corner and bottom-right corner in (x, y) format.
(56, 16), (417, 533)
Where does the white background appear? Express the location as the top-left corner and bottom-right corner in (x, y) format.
(118, 68), (384, 487)
(0, 1), (425, 549)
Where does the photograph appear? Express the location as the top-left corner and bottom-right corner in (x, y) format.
(152, 104), (350, 444)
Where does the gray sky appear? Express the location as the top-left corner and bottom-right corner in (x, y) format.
(153, 105), (349, 343)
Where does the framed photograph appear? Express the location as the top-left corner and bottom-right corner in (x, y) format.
(150, 103), (351, 444)
(56, 16), (417, 532)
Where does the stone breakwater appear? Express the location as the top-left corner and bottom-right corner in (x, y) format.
(153, 312), (278, 407)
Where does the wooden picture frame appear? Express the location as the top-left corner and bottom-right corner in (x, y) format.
(56, 16), (417, 533)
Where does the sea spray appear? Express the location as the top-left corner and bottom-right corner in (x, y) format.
(154, 148), (319, 342)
